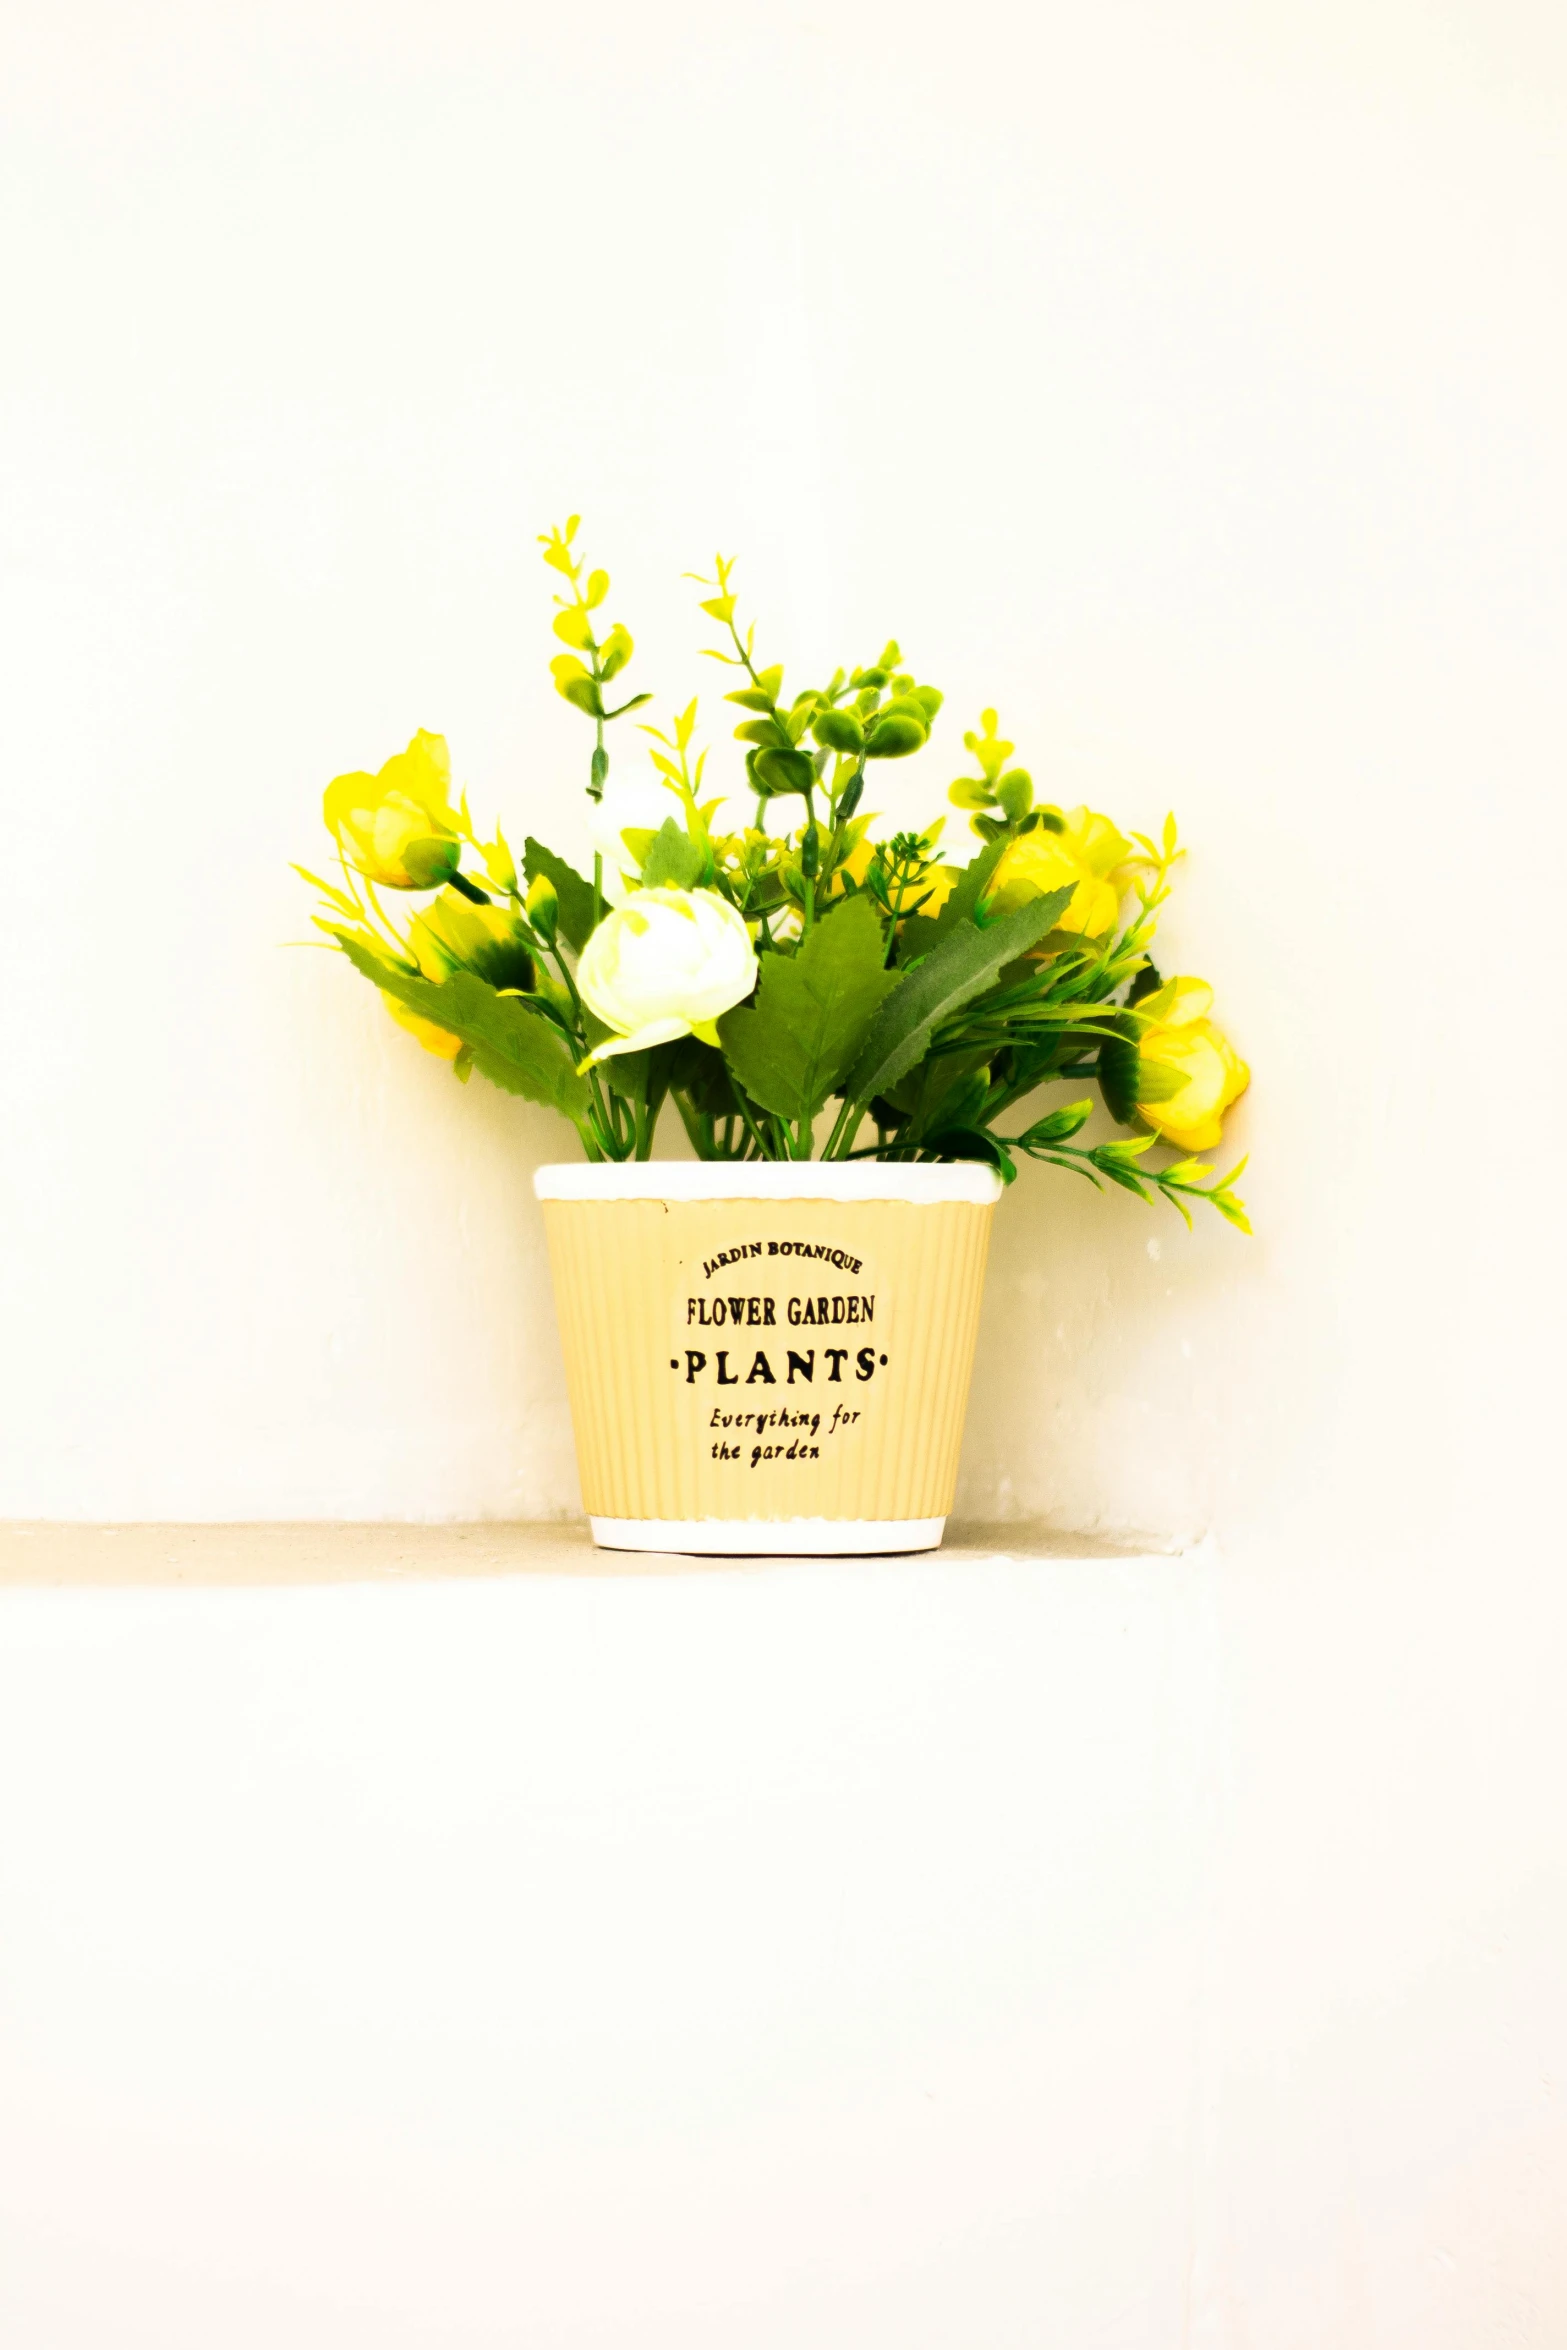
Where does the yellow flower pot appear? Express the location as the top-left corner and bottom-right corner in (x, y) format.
(535, 1161), (1003, 1555)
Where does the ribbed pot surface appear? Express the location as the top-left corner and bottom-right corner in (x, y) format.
(535, 1163), (1000, 1547)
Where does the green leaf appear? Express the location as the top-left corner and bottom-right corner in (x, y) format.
(1096, 1166), (1152, 1201)
(332, 932), (590, 1124)
(523, 839), (595, 953)
(883, 1047), (989, 1122)
(1209, 1183), (1253, 1236)
(599, 1037), (680, 1114)
(813, 706), (865, 755)
(1097, 1014), (1141, 1124)
(292, 863), (362, 918)
(1099, 1009), (1188, 1123)
(928, 1065), (990, 1133)
(669, 1035), (741, 1119)
(552, 606), (593, 650)
(1088, 1137), (1156, 1201)
(924, 1127), (1016, 1180)
(995, 768), (1033, 821)
(751, 745), (817, 797)
(639, 816), (706, 891)
(598, 623), (633, 680)
(864, 712), (928, 759)
(550, 654), (603, 716)
(1020, 1099), (1094, 1145)
(948, 777), (995, 811)
(844, 887), (1076, 1110)
(719, 894), (900, 1126)
(1134, 1059), (1188, 1104)
(897, 838), (1009, 964)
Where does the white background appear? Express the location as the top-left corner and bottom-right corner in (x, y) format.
(3, 2), (1565, 2342)
(4, 0), (1563, 1545)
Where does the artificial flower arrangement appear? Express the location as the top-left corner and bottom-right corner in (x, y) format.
(301, 519), (1250, 1228)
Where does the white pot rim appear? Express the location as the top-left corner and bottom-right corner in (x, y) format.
(533, 1159), (1004, 1206)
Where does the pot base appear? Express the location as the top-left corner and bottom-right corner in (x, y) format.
(589, 1515), (946, 1558)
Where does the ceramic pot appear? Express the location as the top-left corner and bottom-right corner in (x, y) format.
(534, 1160), (1002, 1555)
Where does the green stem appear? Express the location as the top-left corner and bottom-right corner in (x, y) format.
(584, 1066), (619, 1157)
(733, 1089), (774, 1161)
(673, 1090), (706, 1157)
(823, 1093), (862, 1160)
(544, 936), (587, 1024)
(880, 851), (920, 966)
(726, 612), (814, 844)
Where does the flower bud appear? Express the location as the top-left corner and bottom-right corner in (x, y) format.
(408, 888), (534, 993)
(577, 887), (757, 1062)
(525, 872), (559, 942)
(1133, 977), (1249, 1151)
(323, 730), (461, 891)
(482, 831), (519, 895)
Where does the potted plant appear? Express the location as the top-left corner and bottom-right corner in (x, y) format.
(300, 520), (1249, 1553)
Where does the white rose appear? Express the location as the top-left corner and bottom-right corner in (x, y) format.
(587, 778), (683, 907)
(577, 887), (758, 1062)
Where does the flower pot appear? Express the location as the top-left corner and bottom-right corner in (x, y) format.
(534, 1160), (1003, 1556)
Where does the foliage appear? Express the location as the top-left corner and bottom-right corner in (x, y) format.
(719, 895), (900, 1132)
(303, 523), (1251, 1225)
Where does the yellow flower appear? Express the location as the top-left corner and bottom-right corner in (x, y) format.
(381, 995), (463, 1060)
(839, 834), (876, 888)
(407, 889), (533, 991)
(323, 730), (462, 891)
(1134, 977), (1249, 1151)
(379, 888), (536, 1065)
(577, 887), (757, 1062)
(985, 806), (1133, 937)
(919, 866), (958, 920)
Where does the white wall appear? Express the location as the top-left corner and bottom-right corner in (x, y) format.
(5, 0), (1562, 1544)
(5, 11), (1567, 2341)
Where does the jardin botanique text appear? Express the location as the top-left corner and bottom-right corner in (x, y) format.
(670, 1233), (890, 1467)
